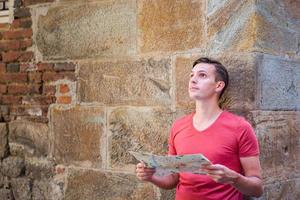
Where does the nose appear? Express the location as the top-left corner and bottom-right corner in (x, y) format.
(190, 75), (197, 84)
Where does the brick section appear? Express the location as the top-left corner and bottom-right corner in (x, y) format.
(6, 63), (20, 72)
(20, 63), (35, 72)
(0, 85), (7, 93)
(2, 51), (34, 62)
(0, 5), (76, 125)
(57, 96), (72, 104)
(0, 40), (20, 51)
(2, 29), (33, 39)
(7, 84), (41, 94)
(1, 95), (22, 105)
(20, 39), (33, 49)
(37, 62), (54, 71)
(59, 84), (69, 93)
(42, 72), (76, 82)
(43, 84), (56, 95)
(0, 63), (5, 73)
(0, 73), (27, 83)
(28, 72), (42, 83)
(32, 96), (56, 105)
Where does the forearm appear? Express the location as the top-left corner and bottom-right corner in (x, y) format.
(232, 174), (263, 197)
(150, 174), (179, 190)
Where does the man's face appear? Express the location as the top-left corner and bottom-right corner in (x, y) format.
(188, 63), (220, 101)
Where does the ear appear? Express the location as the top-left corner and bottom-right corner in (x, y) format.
(215, 81), (225, 93)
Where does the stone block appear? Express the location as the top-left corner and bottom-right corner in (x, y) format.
(138, 0), (205, 53)
(175, 53), (258, 111)
(32, 179), (64, 200)
(0, 188), (13, 200)
(36, 0), (136, 60)
(1, 156), (25, 178)
(256, 0), (300, 32)
(11, 178), (31, 200)
(261, 178), (300, 200)
(108, 106), (183, 170)
(9, 120), (50, 157)
(78, 58), (172, 106)
(0, 173), (9, 188)
(25, 157), (55, 180)
(65, 168), (157, 200)
(160, 189), (176, 200)
(206, 0), (298, 56)
(251, 111), (300, 183)
(50, 105), (105, 167)
(0, 123), (8, 159)
(258, 55), (300, 110)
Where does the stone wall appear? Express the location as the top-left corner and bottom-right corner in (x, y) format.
(0, 0), (299, 199)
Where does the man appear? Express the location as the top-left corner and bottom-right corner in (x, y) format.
(136, 57), (263, 200)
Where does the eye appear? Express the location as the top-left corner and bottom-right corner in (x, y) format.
(190, 73), (194, 77)
(199, 73), (207, 78)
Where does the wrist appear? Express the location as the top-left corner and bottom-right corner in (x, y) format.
(231, 173), (241, 186)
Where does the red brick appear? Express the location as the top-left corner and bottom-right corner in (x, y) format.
(2, 29), (33, 39)
(42, 72), (76, 82)
(0, 23), (9, 29)
(2, 95), (22, 104)
(37, 62), (54, 71)
(18, 51), (34, 62)
(0, 73), (28, 83)
(54, 62), (76, 71)
(20, 63), (35, 72)
(11, 18), (32, 29)
(57, 96), (72, 104)
(0, 63), (6, 73)
(2, 51), (20, 62)
(43, 84), (56, 95)
(10, 105), (26, 116)
(28, 72), (42, 83)
(33, 95), (56, 105)
(8, 84), (41, 94)
(0, 84), (7, 93)
(59, 84), (70, 93)
(0, 40), (20, 51)
(2, 51), (34, 62)
(20, 39), (33, 49)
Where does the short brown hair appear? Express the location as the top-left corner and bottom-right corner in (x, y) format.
(192, 57), (229, 99)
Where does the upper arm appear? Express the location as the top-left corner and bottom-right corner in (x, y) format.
(240, 156), (262, 179)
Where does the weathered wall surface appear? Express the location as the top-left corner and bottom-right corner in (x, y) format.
(0, 0), (299, 199)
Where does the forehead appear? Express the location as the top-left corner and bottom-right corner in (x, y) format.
(192, 63), (216, 73)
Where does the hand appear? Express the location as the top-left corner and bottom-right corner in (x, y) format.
(202, 164), (240, 184)
(136, 162), (156, 182)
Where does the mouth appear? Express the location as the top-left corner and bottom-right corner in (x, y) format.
(189, 87), (199, 91)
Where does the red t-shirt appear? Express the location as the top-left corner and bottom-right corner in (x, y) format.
(168, 111), (259, 200)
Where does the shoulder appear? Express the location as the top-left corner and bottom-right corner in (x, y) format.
(170, 113), (193, 133)
(221, 111), (254, 132)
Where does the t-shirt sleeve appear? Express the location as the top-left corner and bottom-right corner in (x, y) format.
(168, 124), (177, 156)
(237, 120), (260, 157)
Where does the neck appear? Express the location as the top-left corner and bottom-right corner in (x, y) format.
(194, 99), (223, 121)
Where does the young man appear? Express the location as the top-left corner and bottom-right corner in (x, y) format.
(136, 57), (263, 200)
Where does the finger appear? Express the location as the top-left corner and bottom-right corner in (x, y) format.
(205, 164), (223, 170)
(206, 170), (224, 176)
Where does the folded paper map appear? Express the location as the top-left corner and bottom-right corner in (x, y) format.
(129, 151), (211, 176)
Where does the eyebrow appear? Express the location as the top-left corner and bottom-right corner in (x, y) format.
(191, 70), (208, 73)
